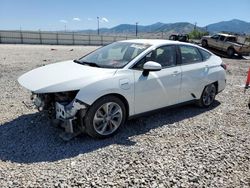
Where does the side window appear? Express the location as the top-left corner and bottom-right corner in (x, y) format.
(219, 36), (225, 41)
(226, 37), (236, 42)
(133, 45), (176, 69)
(133, 56), (146, 70)
(154, 46), (176, 68)
(179, 45), (202, 64)
(211, 35), (219, 40)
(198, 48), (212, 61)
(132, 52), (155, 70)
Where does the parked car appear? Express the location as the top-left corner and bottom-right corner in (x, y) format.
(18, 39), (226, 139)
(201, 33), (250, 57)
(169, 34), (189, 42)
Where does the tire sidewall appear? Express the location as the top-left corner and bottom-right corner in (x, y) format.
(202, 40), (207, 47)
(227, 48), (234, 58)
(84, 96), (126, 138)
(199, 84), (216, 108)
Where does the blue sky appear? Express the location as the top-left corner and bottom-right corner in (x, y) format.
(1, 0), (250, 31)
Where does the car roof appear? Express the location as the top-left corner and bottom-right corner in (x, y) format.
(121, 39), (214, 69)
(120, 39), (189, 46)
(217, 33), (236, 37)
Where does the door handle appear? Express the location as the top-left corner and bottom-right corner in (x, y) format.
(204, 65), (209, 71)
(172, 71), (180, 76)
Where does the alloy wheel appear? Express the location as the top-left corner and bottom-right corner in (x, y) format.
(202, 84), (216, 106)
(93, 102), (123, 136)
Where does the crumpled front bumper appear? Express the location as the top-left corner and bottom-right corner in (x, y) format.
(55, 99), (87, 135)
(55, 99), (86, 120)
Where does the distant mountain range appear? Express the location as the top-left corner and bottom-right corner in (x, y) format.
(78, 19), (250, 35)
(206, 19), (250, 33)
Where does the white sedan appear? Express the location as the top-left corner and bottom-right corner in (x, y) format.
(18, 39), (226, 138)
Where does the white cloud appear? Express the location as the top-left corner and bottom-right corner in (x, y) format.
(87, 18), (93, 21)
(101, 17), (109, 23)
(73, 17), (81, 21)
(60, 19), (68, 23)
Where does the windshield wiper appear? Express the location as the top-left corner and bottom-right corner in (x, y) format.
(73, 59), (82, 64)
(73, 59), (100, 67)
(82, 61), (100, 67)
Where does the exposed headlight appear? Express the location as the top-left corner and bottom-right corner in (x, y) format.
(31, 94), (45, 111)
(55, 99), (87, 119)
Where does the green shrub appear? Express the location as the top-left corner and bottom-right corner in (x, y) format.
(189, 30), (209, 39)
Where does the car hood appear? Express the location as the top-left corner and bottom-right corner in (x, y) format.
(18, 60), (117, 93)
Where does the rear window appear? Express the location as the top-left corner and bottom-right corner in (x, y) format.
(198, 48), (212, 61)
(179, 45), (202, 64)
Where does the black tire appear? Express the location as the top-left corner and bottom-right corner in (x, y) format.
(227, 48), (235, 58)
(201, 40), (208, 47)
(198, 83), (216, 108)
(84, 96), (126, 138)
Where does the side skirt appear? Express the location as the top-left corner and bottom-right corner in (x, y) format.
(128, 99), (197, 120)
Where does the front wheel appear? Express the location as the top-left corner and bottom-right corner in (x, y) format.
(198, 84), (216, 108)
(201, 40), (208, 47)
(84, 96), (126, 138)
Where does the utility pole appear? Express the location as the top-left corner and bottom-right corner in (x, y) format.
(135, 22), (138, 37)
(97, 17), (100, 35)
(194, 22), (197, 30)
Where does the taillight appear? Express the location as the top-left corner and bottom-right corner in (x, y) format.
(221, 63), (227, 70)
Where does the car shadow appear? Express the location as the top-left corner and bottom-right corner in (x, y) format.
(0, 101), (220, 164)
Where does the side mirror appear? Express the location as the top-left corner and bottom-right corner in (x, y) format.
(142, 61), (162, 76)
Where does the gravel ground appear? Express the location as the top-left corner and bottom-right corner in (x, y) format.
(0, 44), (250, 188)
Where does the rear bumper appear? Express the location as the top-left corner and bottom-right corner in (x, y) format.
(218, 78), (226, 93)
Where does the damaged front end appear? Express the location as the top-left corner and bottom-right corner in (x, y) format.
(31, 91), (88, 140)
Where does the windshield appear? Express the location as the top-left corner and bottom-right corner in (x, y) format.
(78, 42), (151, 68)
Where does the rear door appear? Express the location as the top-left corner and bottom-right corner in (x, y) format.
(178, 45), (208, 103)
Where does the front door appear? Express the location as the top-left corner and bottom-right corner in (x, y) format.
(210, 34), (220, 49)
(132, 45), (182, 114)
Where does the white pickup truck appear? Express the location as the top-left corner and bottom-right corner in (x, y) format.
(201, 33), (250, 57)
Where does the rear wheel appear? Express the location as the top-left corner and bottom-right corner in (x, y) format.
(227, 48), (235, 58)
(84, 96), (126, 138)
(198, 84), (216, 107)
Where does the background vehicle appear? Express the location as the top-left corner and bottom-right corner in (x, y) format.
(169, 34), (189, 42)
(18, 39), (226, 139)
(201, 33), (250, 57)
